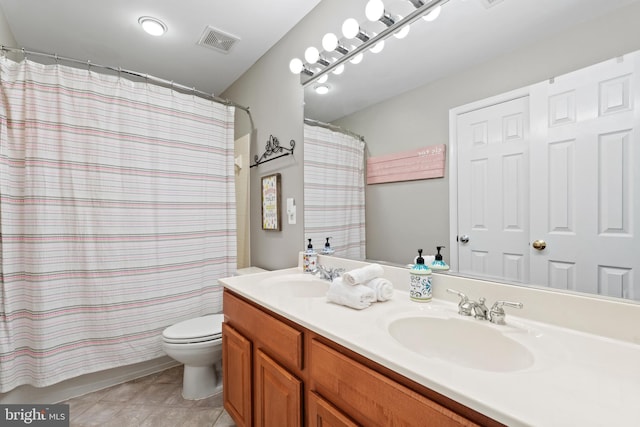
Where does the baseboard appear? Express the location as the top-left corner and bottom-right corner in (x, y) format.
(0, 356), (179, 404)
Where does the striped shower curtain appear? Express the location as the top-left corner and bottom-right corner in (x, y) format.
(304, 123), (365, 259)
(0, 58), (236, 392)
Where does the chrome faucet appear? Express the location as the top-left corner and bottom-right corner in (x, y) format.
(489, 300), (523, 325)
(446, 289), (474, 316)
(472, 297), (489, 320)
(447, 289), (523, 325)
(313, 265), (344, 282)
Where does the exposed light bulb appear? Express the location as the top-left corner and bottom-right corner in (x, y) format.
(350, 53), (364, 65)
(342, 18), (360, 39)
(423, 5), (442, 22)
(317, 74), (329, 84)
(394, 18), (410, 39)
(332, 64), (345, 75)
(322, 33), (339, 51)
(370, 40), (385, 54)
(289, 58), (303, 74)
(304, 46), (320, 64)
(365, 0), (385, 22)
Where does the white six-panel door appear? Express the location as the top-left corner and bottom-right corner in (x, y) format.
(454, 51), (640, 300)
(456, 97), (530, 282)
(529, 54), (640, 299)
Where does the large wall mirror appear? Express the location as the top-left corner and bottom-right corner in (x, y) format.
(303, 0), (640, 302)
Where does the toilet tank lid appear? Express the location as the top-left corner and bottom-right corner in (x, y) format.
(163, 314), (223, 340)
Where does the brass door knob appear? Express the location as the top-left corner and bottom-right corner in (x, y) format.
(532, 240), (546, 250)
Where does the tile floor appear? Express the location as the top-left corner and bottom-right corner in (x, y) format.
(63, 366), (236, 427)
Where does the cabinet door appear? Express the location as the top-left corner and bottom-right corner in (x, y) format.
(308, 391), (359, 427)
(222, 323), (252, 427)
(255, 349), (302, 427)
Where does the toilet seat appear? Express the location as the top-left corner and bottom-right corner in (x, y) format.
(162, 314), (223, 344)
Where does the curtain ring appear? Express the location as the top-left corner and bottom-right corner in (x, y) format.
(87, 60), (91, 71)
(54, 54), (59, 64)
(22, 48), (27, 61)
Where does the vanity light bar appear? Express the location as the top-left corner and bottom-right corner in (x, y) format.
(294, 0), (450, 88)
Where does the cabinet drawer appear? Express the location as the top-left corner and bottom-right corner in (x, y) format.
(224, 290), (303, 370)
(310, 339), (479, 427)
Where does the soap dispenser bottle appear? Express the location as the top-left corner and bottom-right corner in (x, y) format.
(303, 239), (318, 273)
(321, 237), (335, 255)
(430, 246), (450, 271)
(409, 249), (432, 302)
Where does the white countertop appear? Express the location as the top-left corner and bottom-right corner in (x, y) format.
(221, 260), (640, 427)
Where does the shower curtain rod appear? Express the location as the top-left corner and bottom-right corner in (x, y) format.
(304, 118), (365, 142)
(0, 46), (251, 115)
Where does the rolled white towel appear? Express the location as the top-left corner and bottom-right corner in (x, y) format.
(343, 263), (384, 285)
(364, 277), (394, 302)
(326, 278), (376, 310)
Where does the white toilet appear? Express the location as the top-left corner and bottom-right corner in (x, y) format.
(162, 314), (224, 400)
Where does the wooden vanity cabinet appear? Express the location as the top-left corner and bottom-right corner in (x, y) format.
(222, 289), (502, 427)
(223, 290), (303, 427)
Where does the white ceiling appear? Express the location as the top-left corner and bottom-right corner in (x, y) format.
(0, 0), (638, 122)
(0, 0), (323, 96)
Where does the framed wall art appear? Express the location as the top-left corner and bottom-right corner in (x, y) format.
(261, 173), (281, 231)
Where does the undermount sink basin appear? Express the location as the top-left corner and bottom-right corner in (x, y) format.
(259, 273), (330, 298)
(388, 315), (534, 372)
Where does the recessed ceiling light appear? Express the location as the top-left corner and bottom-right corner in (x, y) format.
(315, 84), (330, 95)
(138, 16), (167, 37)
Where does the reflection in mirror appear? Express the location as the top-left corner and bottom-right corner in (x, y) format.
(303, 120), (366, 260)
(303, 0), (640, 302)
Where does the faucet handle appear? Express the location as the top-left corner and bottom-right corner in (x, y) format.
(446, 288), (473, 316)
(489, 300), (523, 325)
(446, 288), (467, 300)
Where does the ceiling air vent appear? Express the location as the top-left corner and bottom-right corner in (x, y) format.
(197, 26), (240, 54)
(479, 0), (505, 8)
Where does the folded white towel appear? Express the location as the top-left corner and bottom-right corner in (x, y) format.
(364, 277), (394, 302)
(343, 263), (384, 285)
(326, 278), (376, 310)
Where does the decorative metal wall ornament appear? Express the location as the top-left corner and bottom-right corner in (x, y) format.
(250, 135), (295, 168)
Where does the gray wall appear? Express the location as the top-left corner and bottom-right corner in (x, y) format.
(222, 0), (359, 270)
(0, 5), (16, 48)
(333, 1), (640, 265)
